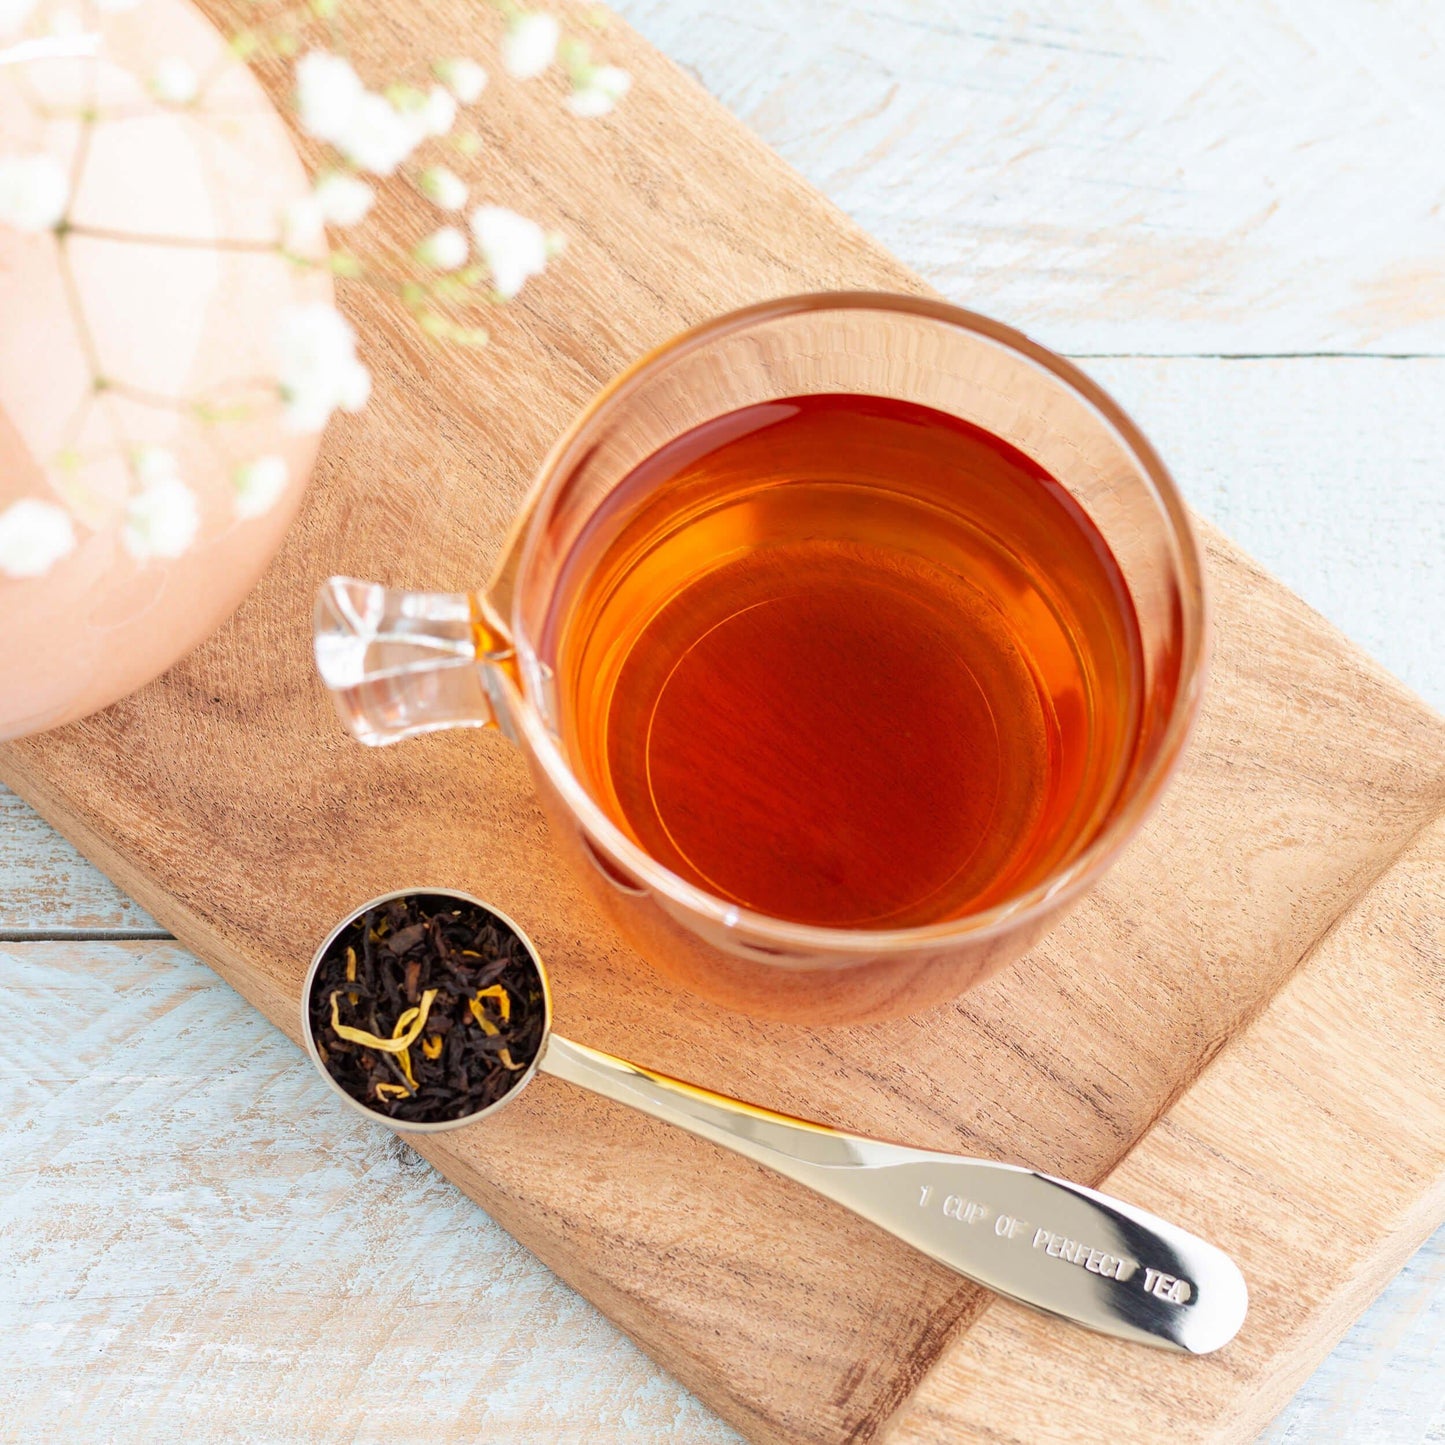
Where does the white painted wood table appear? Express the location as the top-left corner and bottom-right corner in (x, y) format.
(3, 2), (1443, 1439)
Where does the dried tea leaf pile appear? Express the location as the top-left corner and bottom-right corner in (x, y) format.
(309, 894), (546, 1125)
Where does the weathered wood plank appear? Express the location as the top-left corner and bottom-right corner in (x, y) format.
(0, 785), (161, 936)
(1087, 357), (1445, 712)
(1264, 1227), (1445, 1444)
(613, 0), (1445, 356)
(0, 939), (739, 1443)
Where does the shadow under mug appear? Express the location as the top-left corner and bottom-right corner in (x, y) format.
(314, 293), (1207, 1025)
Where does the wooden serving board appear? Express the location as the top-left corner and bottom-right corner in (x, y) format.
(4, 3), (1444, 1440)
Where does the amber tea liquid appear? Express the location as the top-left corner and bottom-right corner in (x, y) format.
(544, 394), (1143, 930)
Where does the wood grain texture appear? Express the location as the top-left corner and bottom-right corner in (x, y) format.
(3, 355), (1442, 1441)
(617, 0), (1445, 357)
(7, 356), (1442, 922)
(887, 814), (1445, 1443)
(1084, 358), (1445, 713)
(0, 786), (160, 936)
(611, 0), (1445, 709)
(0, 940), (735, 1443)
(1262, 1231), (1445, 1444)
(1, 2), (1443, 1443)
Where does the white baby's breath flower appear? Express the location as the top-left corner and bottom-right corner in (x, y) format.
(567, 64), (630, 118)
(294, 50), (365, 146)
(335, 90), (425, 177)
(232, 455), (289, 519)
(124, 454), (200, 561)
(295, 53), (427, 177)
(0, 154), (69, 232)
(285, 174), (375, 250)
(0, 498), (75, 579)
(470, 205), (550, 300)
(414, 225), (468, 272)
(133, 445), (180, 489)
(0, 0), (38, 39)
(275, 303), (371, 433)
(418, 164), (467, 211)
(149, 56), (199, 104)
(501, 12), (558, 79)
(281, 195), (324, 252)
(434, 56), (487, 105)
(419, 84), (457, 138)
(314, 172), (374, 226)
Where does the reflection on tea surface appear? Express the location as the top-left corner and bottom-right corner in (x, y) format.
(546, 394), (1142, 929)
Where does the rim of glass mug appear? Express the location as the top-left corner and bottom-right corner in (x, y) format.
(500, 292), (1207, 957)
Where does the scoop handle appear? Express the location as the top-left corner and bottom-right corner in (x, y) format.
(539, 1034), (1247, 1354)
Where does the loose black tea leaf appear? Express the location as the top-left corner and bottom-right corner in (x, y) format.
(309, 893), (546, 1125)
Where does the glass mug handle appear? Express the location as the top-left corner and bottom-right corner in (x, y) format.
(313, 577), (516, 746)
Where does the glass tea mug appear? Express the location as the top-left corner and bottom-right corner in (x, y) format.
(314, 294), (1206, 1025)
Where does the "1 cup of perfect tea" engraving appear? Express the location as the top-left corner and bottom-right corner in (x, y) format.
(917, 1182), (1194, 1304)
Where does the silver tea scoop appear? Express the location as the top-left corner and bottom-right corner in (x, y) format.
(302, 888), (1247, 1355)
